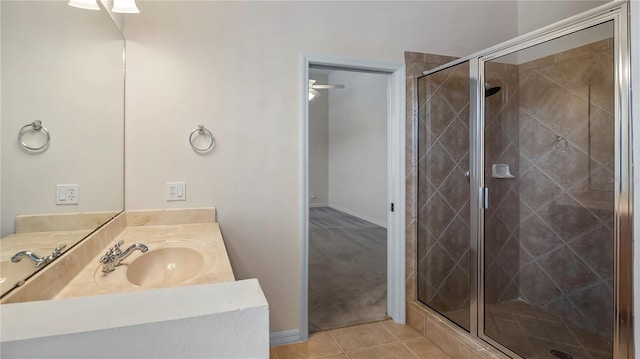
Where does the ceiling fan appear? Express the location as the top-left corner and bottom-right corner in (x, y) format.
(308, 79), (345, 100)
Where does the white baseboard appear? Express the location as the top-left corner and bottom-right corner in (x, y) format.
(328, 204), (388, 228)
(270, 329), (304, 347)
(309, 203), (328, 208)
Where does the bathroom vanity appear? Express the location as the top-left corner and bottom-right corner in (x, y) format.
(0, 209), (269, 358)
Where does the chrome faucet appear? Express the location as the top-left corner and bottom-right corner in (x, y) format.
(12, 244), (67, 268)
(99, 240), (148, 273)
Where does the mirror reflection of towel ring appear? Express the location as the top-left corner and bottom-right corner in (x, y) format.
(189, 125), (215, 152)
(18, 120), (50, 151)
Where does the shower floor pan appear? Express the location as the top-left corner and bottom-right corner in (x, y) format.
(444, 300), (611, 359)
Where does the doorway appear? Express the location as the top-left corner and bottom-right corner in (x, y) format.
(308, 68), (389, 332)
(300, 55), (406, 340)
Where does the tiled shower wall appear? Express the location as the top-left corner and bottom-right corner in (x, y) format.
(406, 38), (614, 344)
(514, 38), (614, 338)
(405, 50), (456, 309)
(416, 61), (471, 317)
(405, 51), (505, 359)
(483, 62), (521, 305)
(410, 56), (522, 320)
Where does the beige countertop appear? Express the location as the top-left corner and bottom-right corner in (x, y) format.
(0, 230), (90, 262)
(55, 223), (235, 299)
(0, 230), (89, 296)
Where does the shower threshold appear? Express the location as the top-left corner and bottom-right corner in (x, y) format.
(445, 300), (611, 359)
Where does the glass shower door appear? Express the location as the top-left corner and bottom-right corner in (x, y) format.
(416, 61), (471, 331)
(481, 21), (615, 359)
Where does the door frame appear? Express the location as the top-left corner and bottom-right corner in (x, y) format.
(474, 4), (633, 357)
(299, 53), (406, 341)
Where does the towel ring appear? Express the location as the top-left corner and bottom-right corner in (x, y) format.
(18, 120), (50, 151)
(189, 125), (215, 152)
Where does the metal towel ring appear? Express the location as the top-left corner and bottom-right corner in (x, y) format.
(18, 120), (50, 151)
(189, 125), (215, 152)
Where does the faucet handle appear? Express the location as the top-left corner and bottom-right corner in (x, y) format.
(52, 244), (66, 256)
(113, 240), (124, 251)
(100, 241), (124, 263)
(109, 241), (125, 256)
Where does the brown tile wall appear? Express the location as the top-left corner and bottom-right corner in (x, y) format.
(410, 56), (521, 328)
(406, 302), (509, 359)
(405, 38), (615, 354)
(483, 62), (521, 305)
(415, 61), (472, 325)
(406, 54), (509, 358)
(405, 51), (459, 309)
(513, 38), (614, 338)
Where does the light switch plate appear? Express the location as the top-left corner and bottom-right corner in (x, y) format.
(56, 184), (79, 205)
(167, 182), (186, 201)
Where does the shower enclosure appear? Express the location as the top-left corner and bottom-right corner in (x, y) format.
(415, 2), (632, 359)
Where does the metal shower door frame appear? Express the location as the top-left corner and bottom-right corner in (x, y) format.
(419, 1), (633, 358)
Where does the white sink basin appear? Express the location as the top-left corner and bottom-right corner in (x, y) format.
(126, 247), (205, 288)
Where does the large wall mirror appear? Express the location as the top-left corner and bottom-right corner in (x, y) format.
(0, 1), (125, 296)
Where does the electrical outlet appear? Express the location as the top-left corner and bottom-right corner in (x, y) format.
(56, 184), (79, 205)
(166, 182), (186, 201)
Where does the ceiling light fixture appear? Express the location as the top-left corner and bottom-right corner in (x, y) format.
(308, 79), (344, 101)
(309, 88), (320, 101)
(112, 0), (140, 13)
(308, 80), (317, 101)
(68, 0), (100, 10)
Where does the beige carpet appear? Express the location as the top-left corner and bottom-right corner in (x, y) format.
(308, 207), (387, 332)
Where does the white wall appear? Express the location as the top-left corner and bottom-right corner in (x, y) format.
(328, 71), (388, 227)
(1, 279), (269, 359)
(0, 1), (124, 236)
(517, 0), (610, 35)
(123, 1), (518, 332)
(495, 1), (613, 65)
(308, 73), (329, 207)
(3, 309), (266, 359)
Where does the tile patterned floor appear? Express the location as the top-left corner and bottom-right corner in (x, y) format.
(271, 320), (451, 359)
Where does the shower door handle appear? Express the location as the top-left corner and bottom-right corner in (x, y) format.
(481, 187), (489, 209)
(464, 170), (470, 182)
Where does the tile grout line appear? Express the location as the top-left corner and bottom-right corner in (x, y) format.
(377, 321), (403, 341)
(400, 341), (423, 359)
(342, 341), (399, 355)
(326, 328), (346, 354)
(385, 319), (454, 359)
(329, 321), (403, 356)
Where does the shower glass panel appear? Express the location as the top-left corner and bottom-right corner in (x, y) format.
(417, 61), (471, 331)
(482, 21), (614, 359)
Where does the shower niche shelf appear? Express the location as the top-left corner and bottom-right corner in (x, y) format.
(491, 164), (514, 179)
